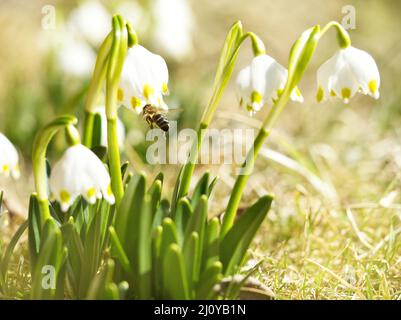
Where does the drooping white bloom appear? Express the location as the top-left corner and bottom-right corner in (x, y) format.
(93, 107), (125, 148)
(49, 144), (114, 211)
(0, 133), (20, 179)
(316, 46), (380, 104)
(67, 0), (110, 46)
(151, 0), (194, 60)
(236, 54), (304, 114)
(118, 45), (169, 114)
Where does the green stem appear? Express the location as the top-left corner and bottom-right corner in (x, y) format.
(320, 21), (351, 48)
(221, 91), (291, 238)
(83, 32), (113, 147)
(176, 24), (265, 200)
(32, 115), (78, 225)
(105, 15), (128, 206)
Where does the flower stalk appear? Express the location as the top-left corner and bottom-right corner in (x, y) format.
(32, 115), (78, 225)
(176, 22), (267, 202)
(221, 22), (351, 238)
(105, 15), (128, 206)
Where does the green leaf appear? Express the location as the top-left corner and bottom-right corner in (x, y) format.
(31, 219), (64, 299)
(152, 198), (170, 231)
(28, 194), (42, 270)
(174, 198), (193, 244)
(133, 195), (152, 299)
(0, 220), (28, 281)
(220, 195), (273, 275)
(109, 226), (131, 275)
(148, 178), (162, 222)
(196, 261), (223, 299)
(208, 176), (218, 197)
(163, 244), (190, 299)
(183, 231), (199, 293)
(91, 112), (102, 147)
(202, 217), (220, 271)
(191, 172), (210, 208)
(287, 25), (320, 92)
(152, 226), (163, 297)
(171, 165), (184, 214)
(184, 195), (208, 267)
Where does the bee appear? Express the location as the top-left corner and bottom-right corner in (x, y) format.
(142, 104), (170, 132)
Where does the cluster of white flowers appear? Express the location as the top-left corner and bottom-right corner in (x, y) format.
(236, 46), (380, 113)
(0, 133), (20, 179)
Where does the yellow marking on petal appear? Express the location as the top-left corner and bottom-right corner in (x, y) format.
(368, 80), (377, 94)
(295, 87), (302, 97)
(2, 164), (9, 172)
(131, 96), (141, 109)
(341, 87), (351, 100)
(87, 187), (96, 199)
(143, 84), (154, 100)
(107, 184), (113, 196)
(316, 86), (324, 102)
(162, 82), (169, 94)
(330, 90), (336, 97)
(60, 190), (71, 203)
(250, 91), (263, 104)
(117, 88), (124, 101)
(246, 104), (253, 112)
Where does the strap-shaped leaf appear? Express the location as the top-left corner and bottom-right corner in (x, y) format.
(202, 217), (220, 271)
(220, 195), (273, 275)
(148, 178), (162, 223)
(152, 226), (163, 297)
(191, 172), (210, 208)
(31, 219), (63, 299)
(184, 195), (208, 268)
(0, 220), (28, 280)
(163, 244), (189, 299)
(152, 198), (170, 231)
(133, 195), (152, 299)
(196, 261), (223, 299)
(174, 198), (193, 245)
(109, 226), (131, 275)
(28, 194), (41, 269)
(183, 231), (199, 293)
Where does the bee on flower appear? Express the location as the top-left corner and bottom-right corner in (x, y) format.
(236, 54), (304, 114)
(316, 46), (380, 104)
(0, 133), (20, 179)
(118, 44), (169, 114)
(49, 144), (115, 212)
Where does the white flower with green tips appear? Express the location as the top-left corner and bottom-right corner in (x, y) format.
(49, 144), (114, 212)
(0, 133), (20, 179)
(316, 46), (380, 104)
(236, 54), (303, 114)
(118, 45), (169, 114)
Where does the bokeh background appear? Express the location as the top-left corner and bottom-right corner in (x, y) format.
(1, 0), (401, 298)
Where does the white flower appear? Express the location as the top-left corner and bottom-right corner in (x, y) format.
(236, 54), (303, 114)
(67, 0), (110, 46)
(49, 144), (115, 212)
(0, 133), (20, 179)
(316, 46), (380, 104)
(151, 0), (194, 60)
(118, 45), (169, 114)
(93, 107), (125, 148)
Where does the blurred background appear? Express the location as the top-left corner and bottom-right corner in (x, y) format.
(1, 0), (401, 298)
